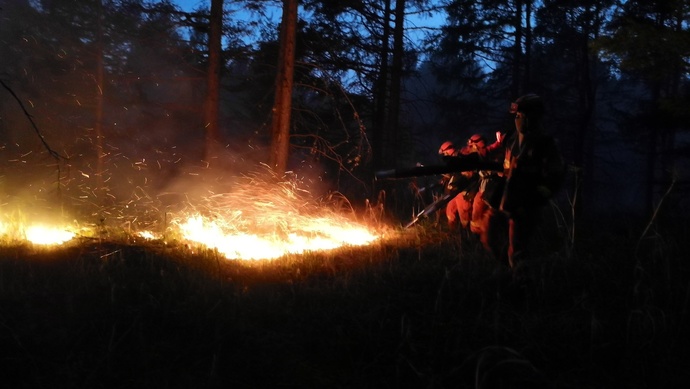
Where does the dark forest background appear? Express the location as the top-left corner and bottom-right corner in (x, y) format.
(1, 0), (689, 230)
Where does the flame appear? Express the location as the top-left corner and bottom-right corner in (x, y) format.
(137, 230), (156, 240)
(25, 225), (76, 245)
(176, 213), (379, 260)
(163, 172), (384, 260)
(0, 171), (385, 257)
(0, 209), (380, 256)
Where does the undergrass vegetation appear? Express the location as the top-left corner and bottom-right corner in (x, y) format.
(1, 219), (688, 388)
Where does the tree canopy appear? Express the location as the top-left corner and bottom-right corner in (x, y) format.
(1, 0), (689, 221)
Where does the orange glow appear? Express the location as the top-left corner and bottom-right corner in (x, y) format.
(162, 173), (385, 260)
(0, 173), (385, 257)
(0, 202), (382, 256)
(25, 225), (76, 245)
(176, 213), (379, 260)
(137, 230), (156, 240)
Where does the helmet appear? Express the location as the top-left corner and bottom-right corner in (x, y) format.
(438, 141), (456, 156)
(467, 134), (486, 148)
(509, 94), (544, 118)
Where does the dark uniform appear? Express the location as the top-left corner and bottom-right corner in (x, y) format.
(490, 94), (565, 268)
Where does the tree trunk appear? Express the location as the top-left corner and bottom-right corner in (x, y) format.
(389, 0), (405, 166)
(204, 0), (223, 160)
(522, 0), (532, 92)
(372, 0), (391, 170)
(269, 0), (298, 174)
(95, 0), (105, 202)
(511, 0), (523, 97)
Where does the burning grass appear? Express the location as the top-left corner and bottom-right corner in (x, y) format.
(161, 172), (389, 260)
(0, 170), (390, 258)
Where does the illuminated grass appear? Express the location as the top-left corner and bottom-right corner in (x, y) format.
(0, 222), (688, 388)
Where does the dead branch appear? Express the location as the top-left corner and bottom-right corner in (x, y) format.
(1, 80), (66, 161)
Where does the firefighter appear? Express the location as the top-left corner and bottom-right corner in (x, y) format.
(437, 140), (460, 192)
(443, 136), (482, 236)
(488, 94), (565, 269)
(470, 131), (506, 242)
(438, 140), (456, 158)
(437, 141), (463, 228)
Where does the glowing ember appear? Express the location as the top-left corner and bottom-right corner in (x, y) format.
(25, 225), (76, 245)
(138, 230), (157, 240)
(177, 214), (378, 260)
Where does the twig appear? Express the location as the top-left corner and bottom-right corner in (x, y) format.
(1, 80), (67, 161)
(1, 79), (68, 201)
(635, 172), (676, 258)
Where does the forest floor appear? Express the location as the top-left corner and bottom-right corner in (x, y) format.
(1, 220), (688, 388)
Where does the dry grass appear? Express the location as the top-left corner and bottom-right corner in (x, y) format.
(0, 220), (689, 388)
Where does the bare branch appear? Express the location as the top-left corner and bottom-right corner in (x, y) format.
(1, 80), (67, 162)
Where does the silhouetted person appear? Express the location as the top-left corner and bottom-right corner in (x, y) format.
(486, 94), (565, 269)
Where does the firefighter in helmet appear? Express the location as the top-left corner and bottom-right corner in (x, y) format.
(437, 141), (458, 194)
(485, 93), (565, 268)
(438, 141), (456, 158)
(470, 130), (507, 242)
(442, 136), (482, 236)
(437, 141), (464, 213)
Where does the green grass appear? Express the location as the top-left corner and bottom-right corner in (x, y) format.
(0, 222), (688, 389)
